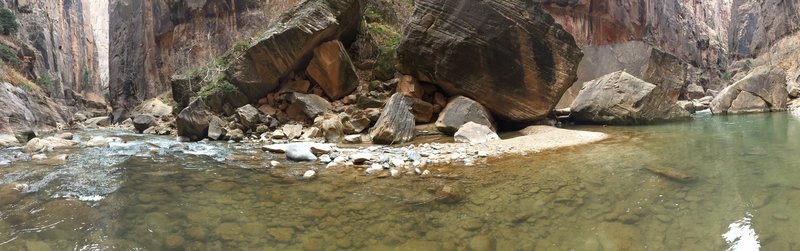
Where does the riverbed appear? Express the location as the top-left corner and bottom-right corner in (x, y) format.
(1, 111), (799, 250)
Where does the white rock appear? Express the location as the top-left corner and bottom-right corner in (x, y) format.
(477, 151), (489, 157)
(286, 143), (317, 162)
(415, 168), (422, 175)
(319, 155), (332, 163)
(333, 156), (348, 164)
(270, 160), (281, 168)
(326, 162), (338, 169)
(350, 153), (373, 164)
(390, 169), (400, 177)
(343, 134), (362, 144)
(366, 163), (383, 175)
(303, 170), (316, 179)
(422, 170), (431, 176)
(31, 154), (47, 160)
(390, 158), (405, 168)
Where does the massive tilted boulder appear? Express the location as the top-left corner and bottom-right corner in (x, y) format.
(306, 40), (359, 100)
(435, 96), (494, 135)
(370, 94), (416, 144)
(226, 0), (364, 102)
(571, 71), (691, 124)
(397, 0), (582, 122)
(0, 82), (68, 143)
(177, 99), (213, 141)
(711, 66), (788, 114)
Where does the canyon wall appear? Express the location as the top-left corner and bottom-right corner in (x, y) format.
(109, 0), (298, 120)
(0, 0), (100, 98)
(82, 0), (109, 90)
(543, 0), (731, 70)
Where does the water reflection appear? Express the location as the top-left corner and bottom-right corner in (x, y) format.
(1, 113), (800, 250)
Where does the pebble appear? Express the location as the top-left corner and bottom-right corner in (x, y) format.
(390, 169), (399, 177)
(319, 155), (332, 163)
(421, 170), (431, 176)
(310, 144), (333, 155)
(31, 154), (48, 160)
(333, 156), (348, 163)
(350, 153), (373, 164)
(303, 170), (316, 179)
(0, 158), (9, 167)
(343, 134), (362, 143)
(270, 160), (281, 168)
(390, 158), (405, 168)
(406, 151), (422, 162)
(365, 163), (383, 175)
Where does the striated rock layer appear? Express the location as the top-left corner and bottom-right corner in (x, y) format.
(109, 0), (302, 121)
(397, 0), (583, 122)
(0, 0), (100, 97)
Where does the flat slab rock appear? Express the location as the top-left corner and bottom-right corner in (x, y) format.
(645, 166), (695, 183)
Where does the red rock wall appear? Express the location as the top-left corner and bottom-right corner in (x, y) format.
(543, 0), (731, 71)
(109, 0), (299, 119)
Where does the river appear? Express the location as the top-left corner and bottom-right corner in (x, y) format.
(1, 111), (799, 250)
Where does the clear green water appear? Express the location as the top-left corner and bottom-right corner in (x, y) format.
(2, 112), (800, 250)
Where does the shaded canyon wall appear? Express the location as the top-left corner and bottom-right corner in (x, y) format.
(109, 0), (299, 120)
(0, 0), (100, 98)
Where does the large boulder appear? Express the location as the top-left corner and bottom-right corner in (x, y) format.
(287, 93), (332, 119)
(235, 105), (261, 129)
(306, 40), (359, 100)
(0, 83), (68, 137)
(711, 66), (788, 114)
(397, 0), (582, 122)
(557, 42), (697, 108)
(454, 122), (500, 144)
(133, 114), (157, 133)
(435, 96), (494, 135)
(131, 98), (173, 118)
(177, 99), (213, 141)
(570, 71), (691, 125)
(225, 0), (364, 102)
(370, 94), (416, 144)
(207, 115), (227, 140)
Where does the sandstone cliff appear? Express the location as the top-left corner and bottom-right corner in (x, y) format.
(0, 0), (100, 98)
(109, 0), (299, 120)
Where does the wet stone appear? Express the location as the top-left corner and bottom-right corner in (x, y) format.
(268, 227), (294, 242)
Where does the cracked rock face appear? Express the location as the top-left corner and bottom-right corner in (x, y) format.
(397, 0), (582, 122)
(711, 66), (788, 114)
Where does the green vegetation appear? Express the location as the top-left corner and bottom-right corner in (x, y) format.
(0, 8), (18, 35)
(742, 59), (753, 73)
(81, 68), (92, 92)
(720, 71), (732, 82)
(36, 71), (53, 92)
(368, 22), (402, 81)
(0, 44), (20, 69)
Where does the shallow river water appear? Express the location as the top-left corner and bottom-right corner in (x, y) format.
(1, 111), (800, 250)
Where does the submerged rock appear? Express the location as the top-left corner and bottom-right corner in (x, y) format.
(571, 71), (691, 125)
(711, 66), (788, 114)
(370, 94), (416, 144)
(645, 166), (695, 183)
(397, 0), (582, 122)
(435, 96), (495, 135)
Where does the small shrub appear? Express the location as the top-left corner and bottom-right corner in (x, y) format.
(0, 8), (18, 35)
(742, 60), (753, 73)
(0, 44), (20, 69)
(368, 23), (402, 81)
(81, 68), (92, 92)
(36, 71), (53, 92)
